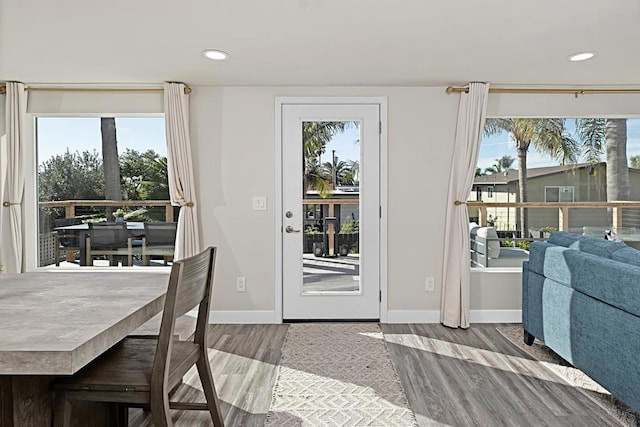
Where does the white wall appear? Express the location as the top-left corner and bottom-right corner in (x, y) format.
(190, 86), (460, 318)
(189, 87), (640, 322)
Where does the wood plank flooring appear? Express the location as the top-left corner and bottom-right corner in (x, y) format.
(129, 323), (622, 426)
(382, 324), (621, 427)
(129, 324), (288, 427)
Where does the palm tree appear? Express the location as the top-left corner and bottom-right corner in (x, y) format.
(484, 155), (515, 175)
(322, 159), (360, 187)
(484, 118), (580, 234)
(577, 118), (629, 202)
(302, 121), (356, 196)
(577, 118), (631, 225)
(100, 118), (122, 220)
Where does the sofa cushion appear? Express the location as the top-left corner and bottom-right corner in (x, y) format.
(611, 246), (640, 267)
(528, 241), (576, 283)
(474, 226), (500, 258)
(548, 231), (626, 258)
(562, 250), (640, 318)
(575, 235), (627, 258)
(548, 231), (582, 248)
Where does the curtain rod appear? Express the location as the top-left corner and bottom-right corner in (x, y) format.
(446, 86), (640, 97)
(0, 85), (191, 95)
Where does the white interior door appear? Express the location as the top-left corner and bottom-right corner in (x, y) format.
(281, 103), (380, 320)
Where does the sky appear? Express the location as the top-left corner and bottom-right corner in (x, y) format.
(478, 118), (640, 171)
(36, 117), (166, 166)
(323, 123), (360, 164)
(36, 117), (640, 172)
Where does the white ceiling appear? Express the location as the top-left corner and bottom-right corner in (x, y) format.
(1, 0), (640, 87)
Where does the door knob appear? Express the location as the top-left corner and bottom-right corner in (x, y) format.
(285, 225), (301, 233)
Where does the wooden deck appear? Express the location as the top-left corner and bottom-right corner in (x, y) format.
(129, 323), (623, 426)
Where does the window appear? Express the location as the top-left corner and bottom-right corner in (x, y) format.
(545, 186), (575, 203)
(472, 117), (640, 268)
(37, 117), (172, 268)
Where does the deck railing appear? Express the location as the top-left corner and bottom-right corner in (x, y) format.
(467, 201), (640, 232)
(39, 200), (175, 222)
(466, 201), (640, 267)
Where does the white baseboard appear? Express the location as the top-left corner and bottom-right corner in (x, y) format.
(209, 310), (276, 324)
(386, 310), (441, 323)
(385, 309), (522, 324)
(470, 309), (522, 323)
(207, 309), (522, 324)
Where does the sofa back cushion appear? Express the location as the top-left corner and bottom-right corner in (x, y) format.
(528, 241), (576, 284)
(548, 231), (582, 248)
(548, 231), (626, 258)
(562, 250), (640, 318)
(611, 246), (640, 267)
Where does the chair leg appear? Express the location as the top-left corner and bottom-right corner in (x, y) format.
(55, 246), (60, 267)
(150, 387), (173, 427)
(53, 391), (72, 427)
(197, 355), (224, 426)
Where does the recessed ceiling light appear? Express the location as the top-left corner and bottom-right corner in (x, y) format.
(568, 51), (596, 62)
(202, 49), (229, 60)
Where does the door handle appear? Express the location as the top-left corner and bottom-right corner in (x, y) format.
(285, 225), (301, 233)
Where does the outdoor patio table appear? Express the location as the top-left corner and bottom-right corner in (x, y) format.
(54, 221), (146, 266)
(0, 271), (169, 426)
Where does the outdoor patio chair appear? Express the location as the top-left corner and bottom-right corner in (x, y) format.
(54, 217), (83, 266)
(85, 222), (133, 266)
(52, 247), (224, 427)
(142, 222), (177, 266)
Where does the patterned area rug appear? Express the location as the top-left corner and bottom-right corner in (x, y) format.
(497, 324), (640, 427)
(265, 323), (417, 426)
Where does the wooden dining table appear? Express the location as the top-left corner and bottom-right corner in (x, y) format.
(0, 271), (169, 426)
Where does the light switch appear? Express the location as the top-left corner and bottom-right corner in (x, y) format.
(252, 196), (267, 211)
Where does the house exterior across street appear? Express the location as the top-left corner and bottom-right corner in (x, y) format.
(468, 162), (640, 233)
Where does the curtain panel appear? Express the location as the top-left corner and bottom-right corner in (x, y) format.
(0, 82), (28, 273)
(164, 82), (200, 260)
(440, 82), (490, 328)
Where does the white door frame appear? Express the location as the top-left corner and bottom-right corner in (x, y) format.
(274, 97), (388, 323)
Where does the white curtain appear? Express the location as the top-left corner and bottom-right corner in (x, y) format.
(440, 82), (490, 328)
(164, 82), (200, 260)
(0, 82), (28, 273)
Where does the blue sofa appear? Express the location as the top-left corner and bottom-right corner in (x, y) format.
(522, 231), (640, 414)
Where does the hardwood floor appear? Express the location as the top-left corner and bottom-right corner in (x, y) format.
(382, 324), (621, 427)
(129, 324), (288, 427)
(130, 323), (622, 426)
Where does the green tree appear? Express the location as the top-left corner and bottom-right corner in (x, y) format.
(484, 155), (515, 175)
(630, 154), (640, 169)
(577, 118), (629, 202)
(484, 119), (580, 234)
(302, 122), (356, 196)
(323, 159), (360, 187)
(38, 149), (105, 201)
(119, 149), (169, 200)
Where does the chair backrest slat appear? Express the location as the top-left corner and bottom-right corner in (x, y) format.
(153, 247), (216, 383)
(174, 251), (213, 317)
(88, 222), (128, 248)
(144, 222), (178, 246)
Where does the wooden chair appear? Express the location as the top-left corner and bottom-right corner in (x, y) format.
(142, 222), (177, 266)
(53, 246), (224, 427)
(86, 222), (133, 266)
(53, 217), (83, 266)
